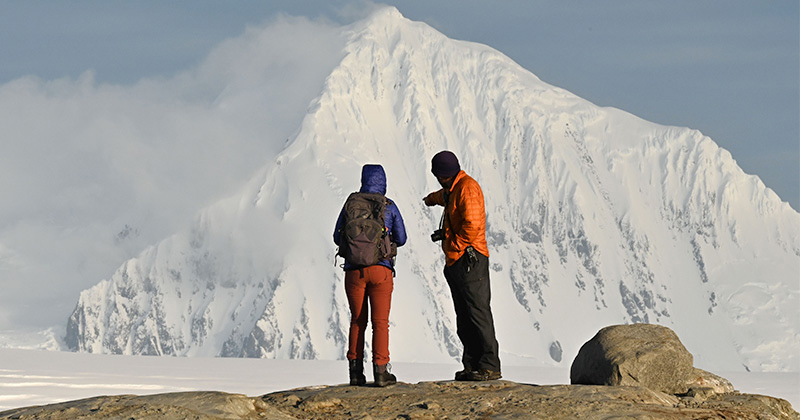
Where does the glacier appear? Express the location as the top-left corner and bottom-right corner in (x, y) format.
(65, 7), (800, 373)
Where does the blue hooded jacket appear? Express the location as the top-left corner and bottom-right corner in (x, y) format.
(334, 164), (407, 271)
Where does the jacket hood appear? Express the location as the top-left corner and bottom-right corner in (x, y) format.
(359, 164), (387, 195)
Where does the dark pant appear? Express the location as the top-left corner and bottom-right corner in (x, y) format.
(345, 265), (393, 365)
(443, 250), (501, 372)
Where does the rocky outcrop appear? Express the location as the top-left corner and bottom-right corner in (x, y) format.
(0, 391), (272, 420)
(570, 323), (735, 397)
(685, 367), (736, 398)
(262, 380), (799, 420)
(2, 381), (797, 420)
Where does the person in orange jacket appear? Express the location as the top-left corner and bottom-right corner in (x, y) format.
(423, 150), (501, 381)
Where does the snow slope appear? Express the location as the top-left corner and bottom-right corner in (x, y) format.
(65, 7), (800, 373)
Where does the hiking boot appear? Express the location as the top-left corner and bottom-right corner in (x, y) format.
(373, 363), (397, 387)
(348, 359), (366, 386)
(464, 369), (502, 381)
(454, 367), (473, 381)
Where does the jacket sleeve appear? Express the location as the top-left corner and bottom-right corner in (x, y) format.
(423, 189), (447, 206)
(388, 203), (407, 247)
(333, 206), (346, 246)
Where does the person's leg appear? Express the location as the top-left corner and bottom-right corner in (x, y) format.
(459, 253), (501, 373)
(444, 258), (485, 376)
(445, 251), (501, 377)
(365, 265), (396, 386)
(444, 265), (478, 371)
(366, 265), (393, 366)
(344, 269), (369, 362)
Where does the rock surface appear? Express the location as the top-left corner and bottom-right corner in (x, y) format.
(686, 367), (736, 396)
(2, 380), (797, 420)
(0, 391), (269, 420)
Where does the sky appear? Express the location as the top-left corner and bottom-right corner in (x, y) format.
(1, 1), (796, 208)
(0, 1), (797, 334)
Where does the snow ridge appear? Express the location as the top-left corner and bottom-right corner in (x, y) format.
(66, 7), (800, 372)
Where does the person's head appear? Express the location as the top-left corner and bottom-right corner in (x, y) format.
(431, 150), (460, 189)
(359, 164), (386, 195)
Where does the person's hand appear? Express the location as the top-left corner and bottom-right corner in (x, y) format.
(423, 194), (435, 206)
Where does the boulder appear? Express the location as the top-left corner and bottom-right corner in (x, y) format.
(570, 324), (697, 394)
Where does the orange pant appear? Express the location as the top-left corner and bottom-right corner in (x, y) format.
(344, 265), (393, 365)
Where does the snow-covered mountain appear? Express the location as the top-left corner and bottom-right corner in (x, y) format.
(65, 7), (800, 372)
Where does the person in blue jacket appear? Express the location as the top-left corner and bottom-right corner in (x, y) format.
(334, 164), (407, 387)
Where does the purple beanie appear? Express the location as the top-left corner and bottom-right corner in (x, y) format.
(431, 151), (460, 177)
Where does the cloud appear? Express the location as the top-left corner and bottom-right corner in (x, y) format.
(0, 14), (346, 331)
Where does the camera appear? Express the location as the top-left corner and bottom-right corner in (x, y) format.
(430, 229), (445, 242)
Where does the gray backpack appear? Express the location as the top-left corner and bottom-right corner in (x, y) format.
(338, 192), (395, 267)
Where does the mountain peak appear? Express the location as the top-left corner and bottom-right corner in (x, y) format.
(66, 9), (800, 373)
(365, 4), (405, 22)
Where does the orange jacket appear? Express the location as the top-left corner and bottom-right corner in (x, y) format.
(425, 170), (489, 266)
